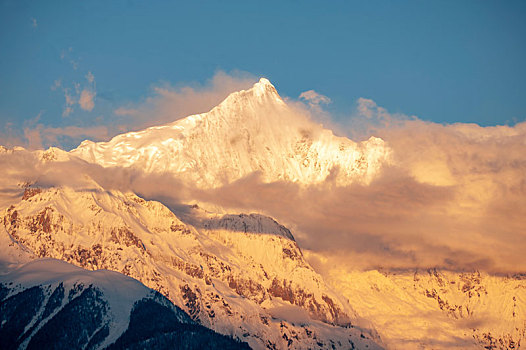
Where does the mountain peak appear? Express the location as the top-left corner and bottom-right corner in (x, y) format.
(256, 77), (273, 87)
(251, 77), (279, 98)
(259, 77), (271, 84)
(215, 77), (282, 110)
(71, 78), (392, 188)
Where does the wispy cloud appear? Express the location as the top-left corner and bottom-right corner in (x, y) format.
(59, 47), (71, 60)
(299, 90), (331, 106)
(50, 79), (62, 91)
(62, 88), (75, 117)
(79, 89), (95, 111)
(114, 107), (138, 116)
(59, 71), (97, 116)
(86, 71), (95, 84)
(22, 124), (109, 150)
(59, 47), (79, 70)
(30, 17), (37, 28)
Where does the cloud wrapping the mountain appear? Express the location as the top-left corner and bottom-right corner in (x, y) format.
(112, 71), (257, 130)
(1, 78), (525, 274)
(177, 102), (526, 274)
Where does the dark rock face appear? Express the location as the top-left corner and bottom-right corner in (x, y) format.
(110, 227), (144, 249)
(22, 186), (42, 201)
(0, 286), (45, 350)
(27, 287), (109, 350)
(0, 283), (109, 350)
(108, 298), (250, 350)
(180, 284), (201, 320)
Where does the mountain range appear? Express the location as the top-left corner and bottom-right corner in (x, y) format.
(0, 79), (524, 349)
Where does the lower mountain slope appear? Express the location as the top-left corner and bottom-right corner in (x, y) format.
(0, 258), (247, 350)
(4, 147), (523, 349)
(0, 148), (383, 350)
(324, 266), (525, 349)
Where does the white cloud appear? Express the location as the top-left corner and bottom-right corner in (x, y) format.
(79, 89), (95, 111)
(59, 72), (96, 115)
(86, 71), (95, 84)
(79, 73), (96, 111)
(3, 77), (526, 275)
(331, 97), (415, 141)
(30, 17), (37, 28)
(62, 88), (75, 117)
(25, 125), (109, 150)
(299, 90), (331, 105)
(356, 98), (377, 119)
(167, 98), (526, 274)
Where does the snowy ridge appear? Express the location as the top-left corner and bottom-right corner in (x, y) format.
(71, 78), (391, 188)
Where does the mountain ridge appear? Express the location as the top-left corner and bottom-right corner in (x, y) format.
(1, 78), (524, 349)
(71, 78), (391, 188)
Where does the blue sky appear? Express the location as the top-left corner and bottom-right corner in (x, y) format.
(1, 0), (525, 148)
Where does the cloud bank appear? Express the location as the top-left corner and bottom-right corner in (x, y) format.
(1, 74), (524, 275)
(158, 97), (524, 274)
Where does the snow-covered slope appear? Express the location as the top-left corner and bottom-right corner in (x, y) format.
(325, 267), (525, 349)
(0, 149), (382, 350)
(71, 78), (391, 188)
(0, 258), (247, 350)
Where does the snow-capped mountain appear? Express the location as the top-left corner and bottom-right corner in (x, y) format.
(0, 258), (248, 350)
(71, 78), (391, 188)
(1, 78), (524, 350)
